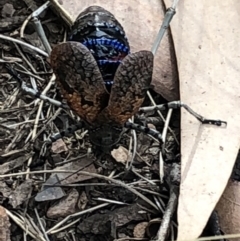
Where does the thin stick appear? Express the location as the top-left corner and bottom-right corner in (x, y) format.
(0, 34), (48, 57)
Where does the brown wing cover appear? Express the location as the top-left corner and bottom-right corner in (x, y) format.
(98, 51), (153, 125)
(50, 42), (109, 124)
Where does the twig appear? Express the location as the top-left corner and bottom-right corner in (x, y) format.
(0, 34), (48, 57)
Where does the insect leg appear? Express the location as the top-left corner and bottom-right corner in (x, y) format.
(125, 122), (163, 143)
(151, 1), (178, 55)
(48, 122), (85, 143)
(139, 101), (227, 126)
(29, 1), (52, 54)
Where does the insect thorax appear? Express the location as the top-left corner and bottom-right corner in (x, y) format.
(88, 124), (124, 151)
(68, 6), (130, 90)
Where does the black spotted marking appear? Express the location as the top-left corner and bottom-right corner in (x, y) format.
(125, 122), (163, 142)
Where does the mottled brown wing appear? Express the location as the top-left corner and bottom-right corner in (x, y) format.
(98, 51), (153, 125)
(50, 42), (109, 124)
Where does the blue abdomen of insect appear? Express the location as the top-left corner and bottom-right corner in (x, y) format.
(68, 6), (130, 92)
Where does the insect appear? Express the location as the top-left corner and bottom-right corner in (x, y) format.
(5, 4), (226, 154)
(50, 6), (154, 152)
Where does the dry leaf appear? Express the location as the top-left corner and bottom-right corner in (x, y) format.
(111, 146), (129, 164)
(0, 181), (12, 199)
(47, 188), (79, 218)
(78, 203), (146, 235)
(51, 138), (68, 154)
(216, 180), (240, 241)
(163, 0), (240, 239)
(35, 174), (65, 202)
(56, 156), (97, 184)
(147, 123), (156, 130)
(133, 222), (148, 238)
(0, 206), (10, 241)
(78, 191), (88, 210)
(0, 153), (32, 174)
(2, 3), (15, 17)
(8, 179), (32, 208)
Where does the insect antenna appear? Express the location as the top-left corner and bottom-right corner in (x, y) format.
(139, 101), (227, 126)
(125, 122), (163, 143)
